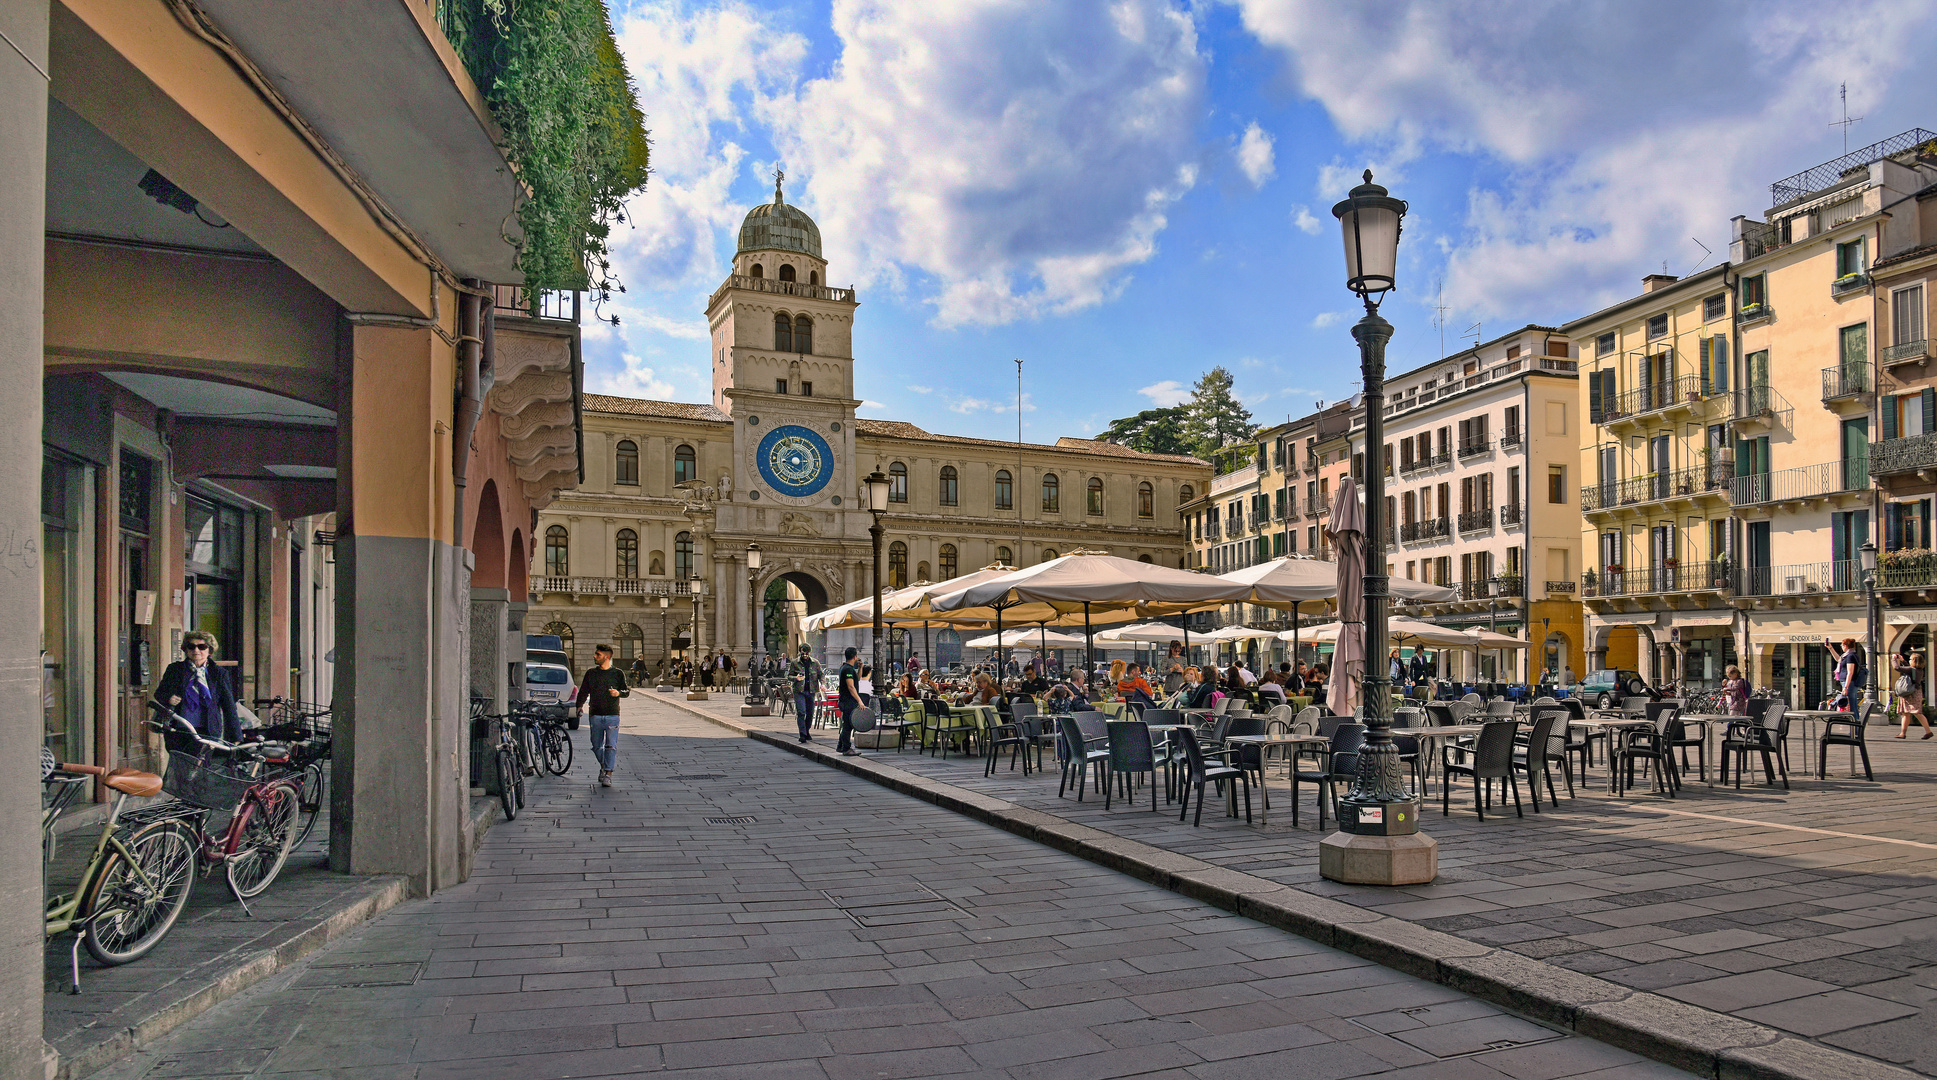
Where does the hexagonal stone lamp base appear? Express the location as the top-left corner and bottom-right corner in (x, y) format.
(1319, 831), (1438, 886)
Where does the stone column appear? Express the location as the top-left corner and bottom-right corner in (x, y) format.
(333, 323), (465, 896)
(0, 3), (48, 1073)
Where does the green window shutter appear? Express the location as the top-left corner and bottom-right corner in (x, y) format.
(1589, 371), (1605, 424)
(1883, 396), (1899, 441)
(1924, 388), (1936, 435)
(1699, 338), (1711, 393)
(1713, 334), (1727, 391)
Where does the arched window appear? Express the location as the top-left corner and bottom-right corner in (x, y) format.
(793, 314), (812, 355)
(1138, 553), (1154, 564)
(995, 545), (1013, 566)
(1138, 481), (1154, 518)
(779, 264), (796, 282)
(888, 541), (908, 588)
(613, 622), (644, 660)
(938, 465), (958, 507)
(545, 525), (569, 577)
(888, 461), (907, 503)
(1041, 473), (1060, 512)
(939, 544), (958, 579)
(750, 263), (763, 278)
(810, 270), (819, 286)
(674, 444), (696, 485)
(773, 312), (792, 352)
(542, 620), (575, 668)
(615, 440), (639, 485)
(1040, 548), (1060, 563)
(994, 470), (1013, 510)
(674, 531), (695, 581)
(1180, 484), (1194, 502)
(615, 529), (638, 578)
(1086, 477), (1104, 516)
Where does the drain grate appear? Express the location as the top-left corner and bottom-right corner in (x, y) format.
(706, 815), (756, 825)
(823, 884), (968, 928)
(670, 774), (726, 781)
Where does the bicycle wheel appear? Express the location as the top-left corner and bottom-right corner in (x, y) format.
(293, 760), (327, 848)
(227, 782), (300, 900)
(82, 820), (198, 966)
(496, 747), (519, 820)
(542, 726), (572, 775)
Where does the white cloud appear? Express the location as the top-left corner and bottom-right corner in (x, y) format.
(1138, 379), (1190, 407)
(948, 396), (998, 415)
(1236, 0), (1937, 321)
(859, 399), (888, 410)
(769, 0), (1207, 326)
(907, 385), (934, 394)
(1310, 311), (1345, 328)
(591, 353), (678, 400)
(1290, 205), (1323, 235)
(1236, 121), (1276, 187)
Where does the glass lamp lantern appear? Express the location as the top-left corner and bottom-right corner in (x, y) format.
(1331, 170), (1408, 299)
(864, 470), (891, 513)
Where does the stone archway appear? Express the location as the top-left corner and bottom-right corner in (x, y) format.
(760, 570), (831, 658)
(470, 479), (506, 589)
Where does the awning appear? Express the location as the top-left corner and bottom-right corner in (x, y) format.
(1668, 614), (1736, 628)
(1747, 613), (1867, 642)
(1591, 612), (1661, 627)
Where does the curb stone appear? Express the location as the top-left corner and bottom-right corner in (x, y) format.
(646, 702), (1925, 1080)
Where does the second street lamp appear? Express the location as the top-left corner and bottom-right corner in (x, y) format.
(864, 471), (892, 711)
(744, 544), (766, 713)
(1861, 540), (1879, 706)
(1323, 170), (1436, 886)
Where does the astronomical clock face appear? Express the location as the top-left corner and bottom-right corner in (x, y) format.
(755, 424), (835, 499)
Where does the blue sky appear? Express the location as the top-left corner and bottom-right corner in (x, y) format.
(586, 0), (1937, 444)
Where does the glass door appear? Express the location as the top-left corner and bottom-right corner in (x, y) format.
(1843, 417), (1870, 491)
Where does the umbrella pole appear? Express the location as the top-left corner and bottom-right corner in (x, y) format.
(1084, 603), (1094, 696)
(923, 621), (930, 674)
(995, 607), (1005, 684)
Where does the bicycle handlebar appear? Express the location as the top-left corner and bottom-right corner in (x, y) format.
(145, 701), (288, 759)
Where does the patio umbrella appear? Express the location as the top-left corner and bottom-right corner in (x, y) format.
(1285, 616), (1469, 647)
(1463, 627), (1529, 685)
(1215, 556), (1454, 669)
(930, 550), (1250, 691)
(1327, 479), (1366, 718)
(965, 627), (1087, 649)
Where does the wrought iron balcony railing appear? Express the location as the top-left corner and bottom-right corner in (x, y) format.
(1457, 508), (1493, 533)
(1735, 560), (1863, 597)
(1729, 459), (1867, 505)
(1457, 437), (1493, 458)
(1581, 561), (1731, 599)
(1882, 339), (1932, 367)
(1880, 552), (1937, 590)
(1544, 580), (1576, 595)
(1399, 518), (1450, 543)
(1306, 499), (1329, 517)
(1500, 428), (1523, 448)
(1455, 577), (1524, 601)
(1597, 374), (1707, 425)
(1873, 432), (1937, 477)
(1731, 384), (1794, 430)
(1822, 363), (1872, 402)
(1500, 502), (1522, 527)
(1580, 460), (1734, 512)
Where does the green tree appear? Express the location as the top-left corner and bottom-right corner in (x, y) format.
(1098, 407), (1191, 455)
(1182, 367), (1255, 456)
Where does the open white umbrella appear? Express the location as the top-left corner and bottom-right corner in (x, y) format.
(966, 628), (1087, 649)
(1206, 625), (1279, 641)
(1095, 622), (1189, 644)
(1290, 616), (1470, 646)
(1218, 556), (1456, 669)
(1464, 627), (1529, 685)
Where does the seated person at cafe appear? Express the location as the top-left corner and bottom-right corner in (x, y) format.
(1180, 666), (1218, 710)
(1016, 664), (1049, 697)
(1257, 671), (1287, 705)
(1308, 662), (1330, 707)
(1116, 662), (1156, 706)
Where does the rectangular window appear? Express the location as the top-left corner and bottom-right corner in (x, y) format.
(1275, 489), (1286, 519)
(1406, 561), (1416, 580)
(800, 381), (813, 396)
(1503, 406), (1520, 444)
(1435, 482), (1450, 520)
(1647, 314), (1668, 340)
(1894, 285), (1927, 346)
(1836, 237), (1867, 279)
(775, 379), (788, 394)
(1704, 293), (1727, 321)
(1307, 526), (1317, 552)
(1596, 332), (1616, 355)
(1742, 274), (1767, 309)
(1548, 465), (1566, 504)
(1506, 466), (1520, 509)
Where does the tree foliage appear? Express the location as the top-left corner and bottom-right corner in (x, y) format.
(1182, 366), (1256, 456)
(438, 0), (650, 293)
(1099, 407), (1192, 456)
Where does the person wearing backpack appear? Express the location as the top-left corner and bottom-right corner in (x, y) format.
(1894, 651), (1932, 739)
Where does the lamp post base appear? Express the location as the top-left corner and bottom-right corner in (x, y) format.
(740, 704), (771, 717)
(1319, 831), (1438, 886)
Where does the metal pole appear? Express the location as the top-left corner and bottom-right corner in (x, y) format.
(1339, 304), (1415, 830)
(870, 513), (885, 701)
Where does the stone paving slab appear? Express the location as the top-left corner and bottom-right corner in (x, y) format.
(88, 711), (1695, 1080)
(660, 691), (1937, 1078)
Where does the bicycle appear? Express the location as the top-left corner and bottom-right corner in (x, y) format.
(520, 702), (575, 776)
(253, 697), (332, 848)
(41, 748), (200, 994)
(147, 704), (304, 914)
(474, 707), (538, 820)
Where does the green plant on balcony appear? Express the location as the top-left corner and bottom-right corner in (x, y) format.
(1880, 547), (1937, 588)
(438, 0), (650, 298)
(1494, 572), (1523, 595)
(1740, 302), (1771, 321)
(1833, 272), (1868, 291)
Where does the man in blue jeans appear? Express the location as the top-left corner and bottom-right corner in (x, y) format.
(788, 643), (822, 742)
(836, 646), (862, 756)
(576, 644), (630, 787)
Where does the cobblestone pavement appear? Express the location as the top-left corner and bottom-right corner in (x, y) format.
(90, 697), (1688, 1080)
(713, 699), (1937, 1075)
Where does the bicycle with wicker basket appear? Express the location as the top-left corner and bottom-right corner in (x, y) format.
(147, 703), (305, 914)
(251, 697), (332, 848)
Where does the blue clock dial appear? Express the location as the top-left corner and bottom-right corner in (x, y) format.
(756, 424), (835, 498)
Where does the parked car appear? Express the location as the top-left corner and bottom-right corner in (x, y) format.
(524, 662), (576, 704)
(527, 648), (571, 670)
(1577, 668), (1651, 709)
(526, 633), (564, 653)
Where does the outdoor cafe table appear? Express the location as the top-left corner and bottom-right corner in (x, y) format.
(1223, 733), (1330, 822)
(1390, 725), (1489, 797)
(1569, 717), (1654, 794)
(1782, 709), (1862, 777)
(1678, 714), (1747, 785)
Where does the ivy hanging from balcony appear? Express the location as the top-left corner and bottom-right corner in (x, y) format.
(438, 0), (649, 303)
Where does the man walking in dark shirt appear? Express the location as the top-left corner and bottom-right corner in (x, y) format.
(576, 643), (630, 787)
(836, 646), (862, 756)
(788, 643), (822, 743)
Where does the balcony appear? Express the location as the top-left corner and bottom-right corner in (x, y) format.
(1306, 499), (1329, 518)
(1400, 518), (1450, 543)
(1882, 339), (1932, 368)
(1831, 272), (1871, 297)
(1500, 428), (1523, 449)
(1544, 580), (1576, 595)
(492, 285), (580, 323)
(1303, 460), (1319, 475)
(1455, 577), (1524, 601)
(708, 274), (857, 310)
(535, 576), (692, 598)
(1821, 363), (1872, 413)
(1880, 551), (1937, 591)
(1582, 561), (1731, 599)
(1457, 436), (1493, 459)
(1580, 460), (1734, 514)
(1730, 459), (1868, 506)
(1597, 374), (1708, 428)
(1500, 502), (1523, 527)
(1731, 384), (1794, 435)
(1736, 560), (1862, 598)
(1458, 508), (1494, 533)
(1872, 432), (1937, 478)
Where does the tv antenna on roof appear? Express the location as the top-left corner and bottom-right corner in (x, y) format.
(1463, 322), (1482, 349)
(1831, 82), (1863, 155)
(1689, 237), (1713, 275)
(1432, 278), (1450, 359)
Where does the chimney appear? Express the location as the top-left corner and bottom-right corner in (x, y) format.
(1641, 274), (1679, 293)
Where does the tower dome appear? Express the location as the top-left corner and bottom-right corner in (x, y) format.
(737, 170), (821, 259)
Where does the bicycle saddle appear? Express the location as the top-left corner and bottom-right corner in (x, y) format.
(103, 771), (163, 798)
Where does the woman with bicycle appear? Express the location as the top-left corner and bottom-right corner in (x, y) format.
(155, 630), (239, 743)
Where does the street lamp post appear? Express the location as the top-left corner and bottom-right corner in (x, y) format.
(864, 471), (892, 702)
(657, 595), (671, 684)
(1861, 541), (1878, 706)
(689, 573), (705, 695)
(1487, 577), (1501, 689)
(1323, 170), (1436, 886)
(744, 544), (767, 713)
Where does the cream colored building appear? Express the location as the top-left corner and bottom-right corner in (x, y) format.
(530, 183), (1207, 669)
